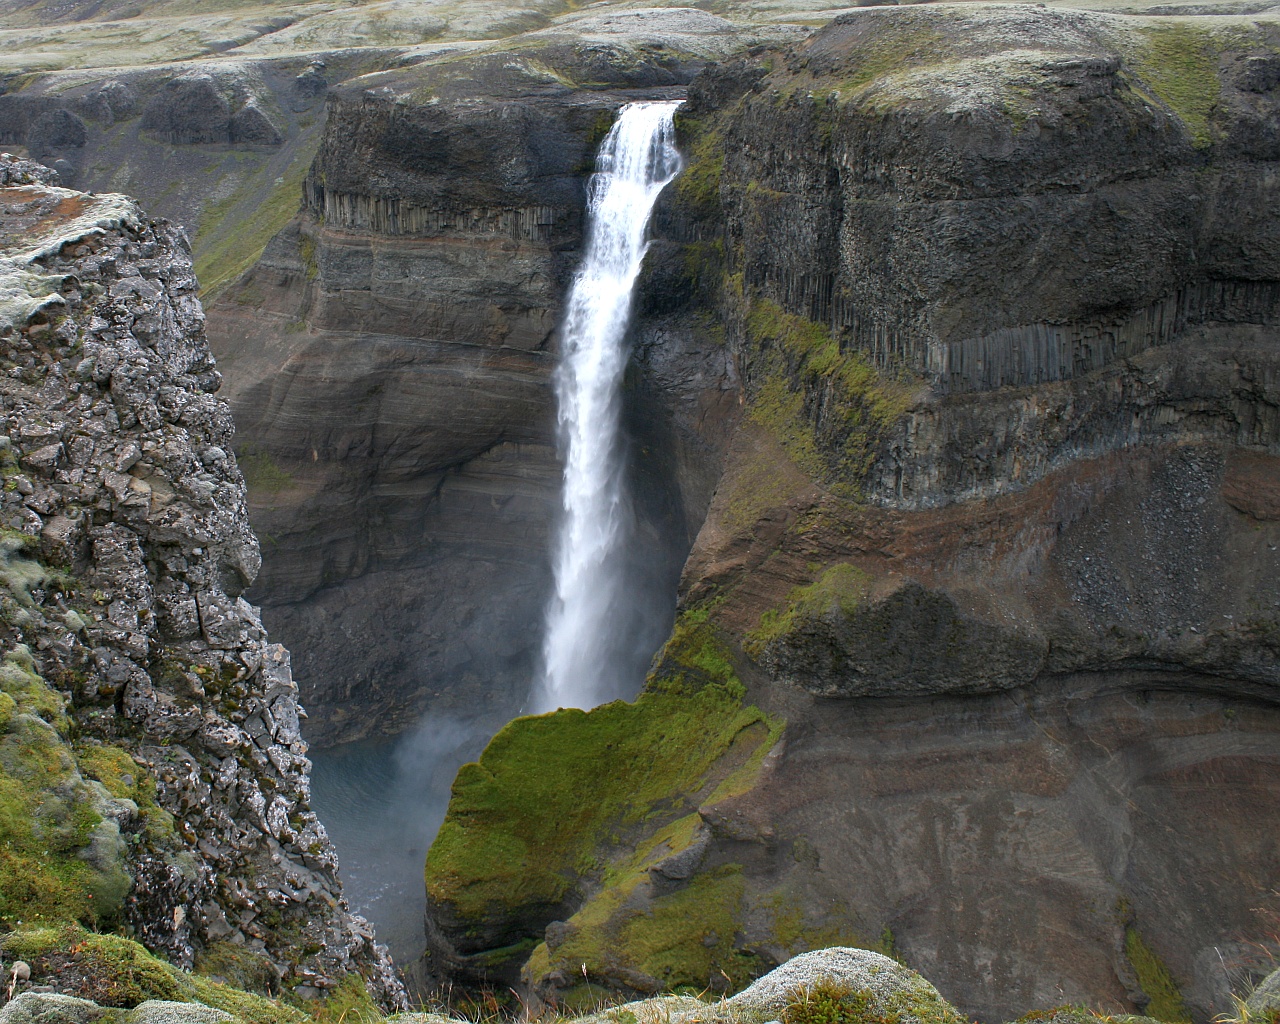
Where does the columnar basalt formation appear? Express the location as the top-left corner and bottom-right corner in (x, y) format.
(423, 7), (1280, 1022)
(0, 155), (403, 1008)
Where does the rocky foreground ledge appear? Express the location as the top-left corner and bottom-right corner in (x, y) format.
(4, 948), (1279, 1024)
(0, 155), (402, 1007)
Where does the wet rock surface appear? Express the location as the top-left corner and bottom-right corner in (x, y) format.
(0, 157), (404, 1007)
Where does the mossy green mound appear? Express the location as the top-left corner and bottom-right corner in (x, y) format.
(425, 611), (783, 984)
(0, 648), (131, 929)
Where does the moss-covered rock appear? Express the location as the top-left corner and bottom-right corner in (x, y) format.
(424, 615), (783, 988)
(0, 926), (308, 1024)
(0, 652), (143, 929)
(720, 948), (966, 1024)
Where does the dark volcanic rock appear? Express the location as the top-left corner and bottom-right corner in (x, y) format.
(0, 157), (404, 1007)
(209, 47), (717, 745)
(422, 7), (1280, 1021)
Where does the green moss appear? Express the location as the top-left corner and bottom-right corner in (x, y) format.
(721, 433), (804, 534)
(307, 973), (383, 1024)
(1127, 25), (1222, 149)
(236, 446), (295, 496)
(194, 942), (280, 997)
(746, 564), (871, 659)
(650, 607), (739, 692)
(834, 27), (947, 98)
(1125, 927), (1191, 1024)
(426, 673), (773, 923)
(744, 301), (911, 497)
(619, 865), (760, 991)
(0, 535), (49, 608)
(298, 234), (319, 282)
(0, 652), (115, 928)
(783, 980), (872, 1024)
(194, 146), (316, 300)
(673, 111), (724, 219)
(2, 925), (308, 1024)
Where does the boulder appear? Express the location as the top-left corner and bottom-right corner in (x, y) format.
(125, 1002), (231, 1024)
(1247, 968), (1280, 1017)
(722, 949), (964, 1024)
(0, 993), (114, 1024)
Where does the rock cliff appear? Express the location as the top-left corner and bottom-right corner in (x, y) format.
(208, 23), (745, 744)
(423, 6), (1280, 1022)
(0, 155), (403, 1008)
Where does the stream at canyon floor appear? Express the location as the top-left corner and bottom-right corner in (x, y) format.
(309, 717), (490, 965)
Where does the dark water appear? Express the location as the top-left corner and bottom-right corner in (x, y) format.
(309, 716), (490, 966)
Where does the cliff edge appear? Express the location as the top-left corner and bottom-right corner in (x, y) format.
(0, 155), (404, 1009)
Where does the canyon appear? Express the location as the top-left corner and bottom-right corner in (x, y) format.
(0, 1), (1275, 1024)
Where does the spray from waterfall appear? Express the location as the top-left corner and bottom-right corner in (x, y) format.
(534, 100), (683, 713)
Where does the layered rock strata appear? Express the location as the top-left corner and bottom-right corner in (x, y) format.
(209, 38), (737, 744)
(424, 7), (1280, 1022)
(0, 155), (403, 1007)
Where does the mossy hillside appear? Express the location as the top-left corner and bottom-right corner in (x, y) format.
(428, 611), (783, 981)
(235, 445), (296, 497)
(762, 888), (899, 965)
(0, 648), (124, 928)
(745, 565), (871, 660)
(531, 861), (762, 999)
(512, 619), (785, 996)
(193, 144), (317, 299)
(743, 301), (912, 498)
(672, 109), (724, 221)
(1123, 24), (1223, 149)
(425, 661), (774, 925)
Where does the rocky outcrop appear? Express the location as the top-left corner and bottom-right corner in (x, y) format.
(0, 157), (403, 1007)
(424, 7), (1280, 1022)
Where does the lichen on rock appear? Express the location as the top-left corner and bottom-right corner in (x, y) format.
(0, 155), (404, 1009)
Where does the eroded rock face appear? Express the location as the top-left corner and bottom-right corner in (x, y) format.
(0, 158), (404, 1007)
(424, 7), (1280, 1021)
(209, 47), (726, 745)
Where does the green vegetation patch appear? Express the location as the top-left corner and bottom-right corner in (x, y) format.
(673, 109), (724, 219)
(745, 300), (911, 497)
(1125, 927), (1191, 1024)
(0, 651), (113, 928)
(781, 976), (966, 1024)
(833, 25), (947, 99)
(194, 146), (317, 300)
(426, 656), (775, 923)
(746, 564), (871, 659)
(236, 445), (295, 496)
(550, 862), (760, 994)
(1126, 25), (1222, 149)
(75, 741), (179, 848)
(2, 925), (309, 1023)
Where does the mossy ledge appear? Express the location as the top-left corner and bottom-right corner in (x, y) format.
(423, 611), (784, 992)
(0, 924), (396, 1024)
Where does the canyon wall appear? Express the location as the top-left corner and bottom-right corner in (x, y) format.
(208, 21), (748, 744)
(0, 156), (402, 1007)
(423, 7), (1280, 1022)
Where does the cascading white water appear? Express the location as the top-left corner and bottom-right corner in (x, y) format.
(534, 100), (684, 713)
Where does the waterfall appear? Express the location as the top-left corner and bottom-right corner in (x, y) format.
(534, 100), (684, 713)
